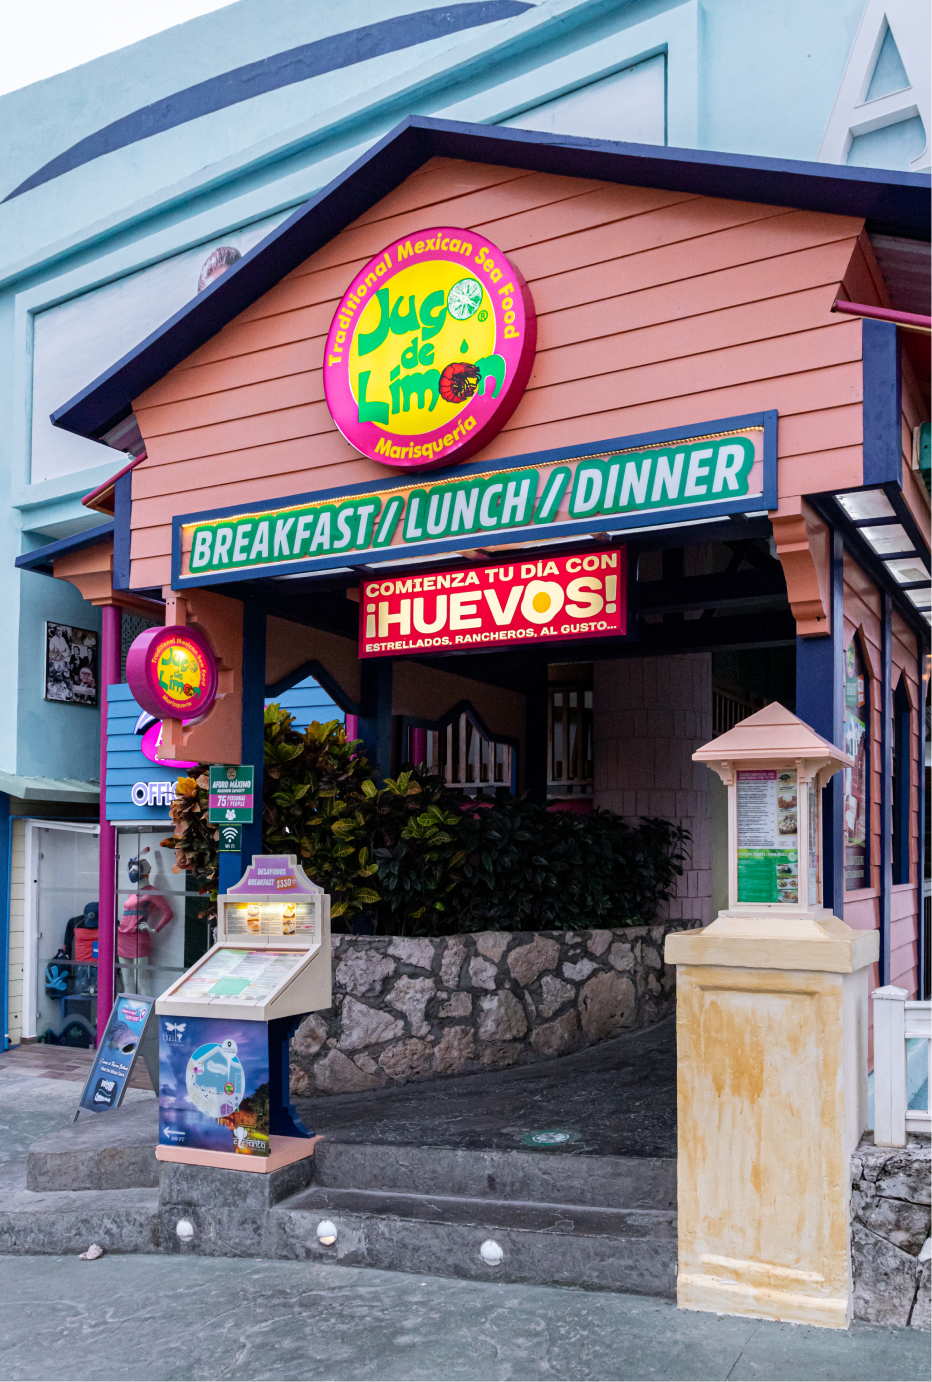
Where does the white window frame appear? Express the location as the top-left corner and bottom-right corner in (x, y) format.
(21, 818), (99, 1041)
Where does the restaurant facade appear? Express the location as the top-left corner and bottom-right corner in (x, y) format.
(25, 118), (930, 1041)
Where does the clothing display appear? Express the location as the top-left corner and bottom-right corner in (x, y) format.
(117, 886), (174, 959)
(72, 902), (99, 963)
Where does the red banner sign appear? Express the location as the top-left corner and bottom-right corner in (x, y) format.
(359, 547), (626, 658)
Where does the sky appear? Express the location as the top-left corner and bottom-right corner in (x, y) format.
(0, 0), (240, 97)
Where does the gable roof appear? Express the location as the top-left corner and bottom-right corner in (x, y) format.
(51, 114), (931, 446)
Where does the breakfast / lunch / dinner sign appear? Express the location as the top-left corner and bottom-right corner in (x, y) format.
(323, 227), (537, 470)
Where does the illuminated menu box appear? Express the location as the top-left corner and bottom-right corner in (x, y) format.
(223, 898), (320, 941)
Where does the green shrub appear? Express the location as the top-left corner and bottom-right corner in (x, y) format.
(163, 706), (688, 934)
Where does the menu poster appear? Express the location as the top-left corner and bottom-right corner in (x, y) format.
(737, 770), (799, 904)
(225, 898), (319, 940)
(172, 947), (305, 1007)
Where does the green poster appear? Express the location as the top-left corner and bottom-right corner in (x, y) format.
(208, 764), (254, 824)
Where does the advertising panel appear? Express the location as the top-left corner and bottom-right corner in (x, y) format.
(125, 625), (218, 722)
(736, 769), (799, 904)
(359, 546), (625, 658)
(45, 623), (98, 706)
(158, 1015), (270, 1157)
(323, 227), (536, 470)
(77, 994), (155, 1114)
(176, 413), (773, 586)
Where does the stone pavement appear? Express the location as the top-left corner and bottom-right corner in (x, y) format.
(0, 1253), (927, 1382)
(297, 1017), (678, 1158)
(0, 1049), (155, 1165)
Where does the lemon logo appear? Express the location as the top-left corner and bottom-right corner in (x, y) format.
(447, 278), (483, 320)
(324, 227), (537, 472)
(521, 581), (565, 624)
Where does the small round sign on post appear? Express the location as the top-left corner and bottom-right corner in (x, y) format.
(125, 626), (218, 722)
(324, 226), (536, 472)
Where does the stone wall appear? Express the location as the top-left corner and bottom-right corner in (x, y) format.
(289, 922), (697, 1096)
(851, 1133), (930, 1329)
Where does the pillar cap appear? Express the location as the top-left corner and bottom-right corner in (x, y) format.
(693, 702), (853, 768)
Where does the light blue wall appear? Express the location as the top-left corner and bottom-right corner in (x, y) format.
(267, 678), (343, 733)
(16, 566), (102, 781)
(105, 684), (180, 822)
(0, 0), (923, 787)
(105, 676), (342, 824)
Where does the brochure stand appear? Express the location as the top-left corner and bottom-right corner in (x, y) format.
(155, 855), (331, 1173)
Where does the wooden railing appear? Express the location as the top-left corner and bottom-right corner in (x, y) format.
(873, 985), (931, 1146)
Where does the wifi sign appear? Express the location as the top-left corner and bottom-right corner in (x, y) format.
(219, 825), (242, 853)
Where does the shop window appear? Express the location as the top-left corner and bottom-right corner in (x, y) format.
(410, 712), (514, 795)
(29, 822), (99, 1047)
(844, 637), (871, 891)
(548, 685), (593, 798)
(892, 675), (912, 885)
(114, 827), (210, 1000)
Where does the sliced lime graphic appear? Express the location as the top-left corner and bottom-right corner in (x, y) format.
(447, 278), (483, 320)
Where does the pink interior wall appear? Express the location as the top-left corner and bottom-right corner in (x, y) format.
(592, 653), (714, 925)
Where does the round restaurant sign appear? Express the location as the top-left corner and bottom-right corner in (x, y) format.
(324, 227), (536, 472)
(125, 626), (218, 721)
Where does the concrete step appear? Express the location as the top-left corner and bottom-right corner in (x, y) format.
(27, 1100), (159, 1192)
(0, 1159), (158, 1255)
(313, 1139), (676, 1211)
(268, 1182), (677, 1295)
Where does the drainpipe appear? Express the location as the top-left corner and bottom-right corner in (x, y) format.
(97, 604), (121, 1044)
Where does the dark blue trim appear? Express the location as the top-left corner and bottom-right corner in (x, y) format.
(169, 410), (777, 588)
(0, 795), (10, 1050)
(5, 5), (532, 202)
(862, 319), (902, 486)
(113, 473), (132, 591)
(892, 673), (911, 887)
(240, 603), (266, 867)
(15, 521), (114, 576)
(879, 593), (893, 985)
(795, 526), (845, 917)
(266, 659), (361, 714)
(267, 1015), (313, 1137)
(919, 644), (929, 1000)
(50, 111), (928, 443)
(357, 659), (394, 782)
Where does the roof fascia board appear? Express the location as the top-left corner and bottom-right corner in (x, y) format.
(14, 520), (114, 575)
(51, 115), (930, 443)
(0, 0), (609, 290)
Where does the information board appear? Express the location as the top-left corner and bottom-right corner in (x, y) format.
(208, 765), (254, 824)
(736, 769), (799, 904)
(171, 948), (305, 1008)
(76, 993), (156, 1116)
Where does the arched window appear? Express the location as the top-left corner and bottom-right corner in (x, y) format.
(844, 637), (870, 891)
(892, 675), (912, 886)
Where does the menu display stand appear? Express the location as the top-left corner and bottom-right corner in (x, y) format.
(155, 855), (330, 1173)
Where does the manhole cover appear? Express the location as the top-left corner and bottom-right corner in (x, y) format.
(519, 1129), (581, 1146)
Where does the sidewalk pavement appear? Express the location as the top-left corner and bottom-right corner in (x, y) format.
(0, 1253), (927, 1382)
(0, 1046), (155, 1164)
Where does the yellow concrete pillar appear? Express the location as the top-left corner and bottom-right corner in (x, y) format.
(665, 704), (879, 1329)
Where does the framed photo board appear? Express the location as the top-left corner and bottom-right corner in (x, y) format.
(45, 622), (99, 706)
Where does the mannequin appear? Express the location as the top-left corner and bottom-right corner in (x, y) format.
(118, 850), (174, 995)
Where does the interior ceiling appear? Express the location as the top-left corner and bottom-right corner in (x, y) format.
(867, 233), (930, 410)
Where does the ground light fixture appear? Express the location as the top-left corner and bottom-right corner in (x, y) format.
(316, 1220), (338, 1245)
(480, 1239), (504, 1264)
(175, 1219), (194, 1242)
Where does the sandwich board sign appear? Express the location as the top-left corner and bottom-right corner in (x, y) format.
(74, 993), (157, 1119)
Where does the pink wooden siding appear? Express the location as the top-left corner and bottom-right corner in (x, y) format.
(131, 157), (868, 589)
